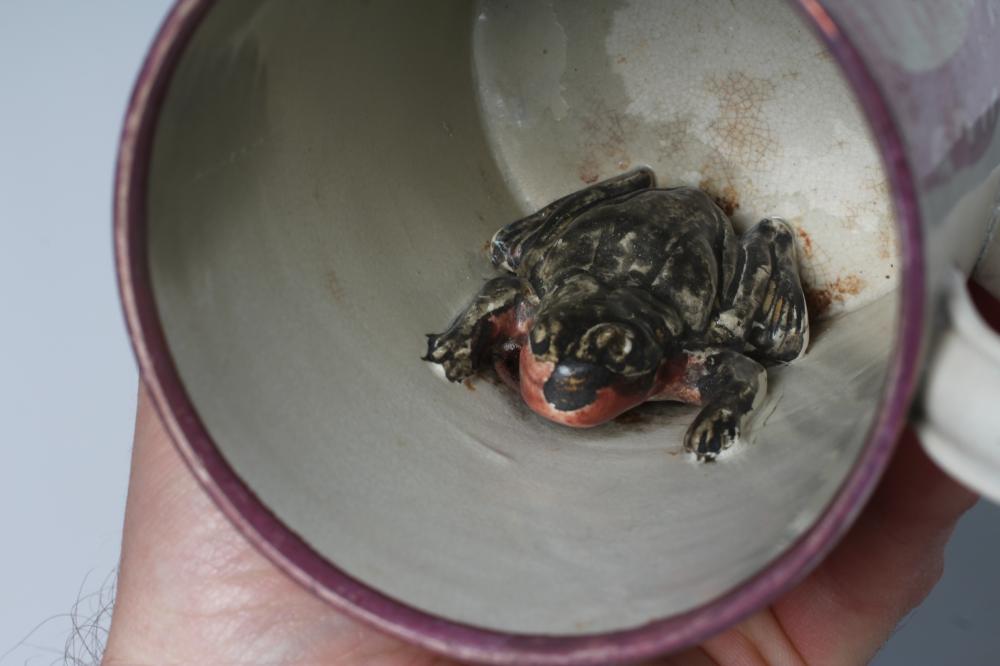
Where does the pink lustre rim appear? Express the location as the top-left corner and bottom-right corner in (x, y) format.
(114, 1), (925, 663)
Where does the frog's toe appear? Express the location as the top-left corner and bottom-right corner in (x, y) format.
(750, 277), (809, 362)
(424, 332), (477, 382)
(684, 403), (742, 461)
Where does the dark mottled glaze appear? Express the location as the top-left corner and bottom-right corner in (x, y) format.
(425, 168), (808, 458)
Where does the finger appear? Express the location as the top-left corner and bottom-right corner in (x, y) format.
(104, 385), (448, 665)
(772, 428), (978, 665)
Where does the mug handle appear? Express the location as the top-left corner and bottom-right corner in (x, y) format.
(918, 269), (1000, 503)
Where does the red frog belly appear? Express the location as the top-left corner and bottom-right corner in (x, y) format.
(491, 312), (701, 427)
(518, 346), (658, 427)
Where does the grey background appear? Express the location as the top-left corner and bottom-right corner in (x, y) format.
(0, 1), (996, 664)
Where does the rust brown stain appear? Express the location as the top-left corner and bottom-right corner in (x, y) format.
(804, 287), (832, 318)
(326, 269), (345, 303)
(795, 227), (814, 259)
(704, 72), (779, 170)
(579, 154), (600, 184)
(615, 55), (627, 65)
(877, 227), (896, 260)
(838, 274), (865, 295)
(464, 378), (477, 392)
(698, 176), (740, 217)
(804, 274), (867, 317)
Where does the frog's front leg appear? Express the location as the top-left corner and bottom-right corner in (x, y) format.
(424, 277), (537, 382)
(658, 349), (767, 460)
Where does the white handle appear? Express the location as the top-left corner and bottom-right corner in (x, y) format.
(971, 187), (1000, 300)
(919, 270), (1000, 504)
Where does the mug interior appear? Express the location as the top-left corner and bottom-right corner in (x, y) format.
(145, 0), (900, 635)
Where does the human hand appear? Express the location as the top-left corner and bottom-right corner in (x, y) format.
(102, 390), (975, 666)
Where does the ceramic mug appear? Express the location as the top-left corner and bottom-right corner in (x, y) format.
(115, 0), (1000, 663)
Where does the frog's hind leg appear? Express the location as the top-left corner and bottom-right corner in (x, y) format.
(709, 218), (809, 362)
(490, 168), (655, 272)
(424, 277), (537, 382)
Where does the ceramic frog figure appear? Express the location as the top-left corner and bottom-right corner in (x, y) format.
(424, 168), (808, 459)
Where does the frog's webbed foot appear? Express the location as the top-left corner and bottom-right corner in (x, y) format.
(687, 400), (744, 461)
(424, 276), (536, 382)
(677, 350), (767, 461)
(424, 331), (479, 382)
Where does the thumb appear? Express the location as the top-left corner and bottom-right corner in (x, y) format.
(103, 385), (445, 665)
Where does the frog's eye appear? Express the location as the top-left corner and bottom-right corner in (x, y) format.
(580, 323), (635, 367)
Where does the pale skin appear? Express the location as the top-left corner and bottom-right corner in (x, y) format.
(104, 387), (977, 666)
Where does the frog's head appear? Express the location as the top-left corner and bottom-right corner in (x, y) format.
(518, 286), (677, 426)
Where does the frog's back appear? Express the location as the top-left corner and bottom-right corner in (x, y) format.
(523, 188), (732, 330)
